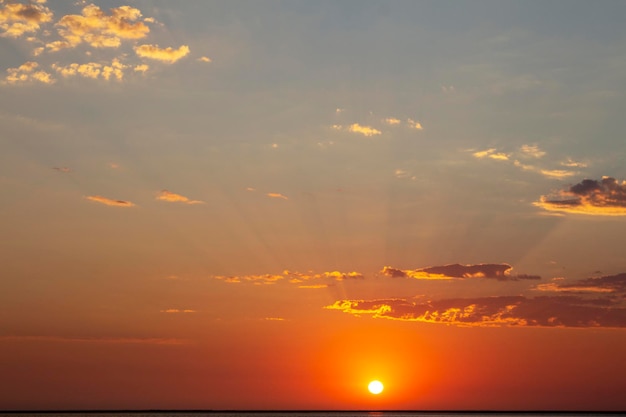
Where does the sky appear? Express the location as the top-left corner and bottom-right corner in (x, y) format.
(1, 0), (626, 411)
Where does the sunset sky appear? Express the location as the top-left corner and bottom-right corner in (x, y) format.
(2, 0), (626, 411)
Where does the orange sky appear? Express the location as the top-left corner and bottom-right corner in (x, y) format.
(2, 0), (626, 411)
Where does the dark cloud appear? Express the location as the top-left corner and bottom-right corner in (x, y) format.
(536, 273), (626, 294)
(326, 295), (626, 328)
(535, 177), (626, 216)
(381, 263), (541, 281)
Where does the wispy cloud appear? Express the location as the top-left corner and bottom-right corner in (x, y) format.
(383, 117), (401, 125)
(519, 144), (546, 158)
(561, 158), (588, 168)
(332, 123), (382, 137)
(156, 190), (204, 205)
(134, 44), (190, 63)
(535, 273), (626, 294)
(160, 309), (197, 313)
(197, 56), (211, 63)
(52, 166), (71, 173)
(214, 270), (364, 285)
(472, 148), (510, 161)
(266, 192), (288, 200)
(381, 264), (540, 281)
(85, 195), (136, 207)
(535, 177), (626, 216)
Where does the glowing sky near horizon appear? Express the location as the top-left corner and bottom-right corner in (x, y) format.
(1, 0), (626, 411)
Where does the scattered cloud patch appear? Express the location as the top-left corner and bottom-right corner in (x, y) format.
(535, 177), (626, 216)
(52, 58), (127, 81)
(4, 61), (54, 84)
(347, 123), (381, 137)
(197, 56), (211, 63)
(156, 190), (203, 205)
(134, 44), (190, 63)
(561, 158), (588, 168)
(85, 195), (135, 207)
(407, 118), (423, 130)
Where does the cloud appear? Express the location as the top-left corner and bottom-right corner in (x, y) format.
(85, 195), (136, 207)
(215, 274), (284, 285)
(267, 192), (288, 200)
(383, 117), (401, 125)
(331, 123), (382, 136)
(381, 263), (541, 281)
(407, 118), (423, 130)
(197, 56), (211, 63)
(0, 1), (53, 38)
(472, 148), (510, 161)
(47, 4), (150, 51)
(347, 123), (382, 137)
(539, 169), (577, 179)
(214, 269), (365, 285)
(160, 309), (197, 313)
(535, 273), (626, 294)
(134, 44), (190, 63)
(4, 61), (54, 84)
(325, 295), (626, 328)
(561, 158), (588, 168)
(264, 317), (285, 321)
(52, 58), (127, 81)
(52, 166), (71, 173)
(519, 144), (546, 158)
(535, 177), (626, 216)
(156, 190), (204, 205)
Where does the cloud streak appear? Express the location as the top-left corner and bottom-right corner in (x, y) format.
(134, 44), (190, 63)
(156, 190), (204, 205)
(86, 195), (136, 207)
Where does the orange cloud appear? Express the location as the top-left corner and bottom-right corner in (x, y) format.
(47, 4), (150, 51)
(134, 44), (190, 63)
(535, 177), (626, 216)
(156, 190), (204, 205)
(407, 118), (423, 130)
(197, 56), (211, 63)
(381, 264), (540, 281)
(472, 148), (510, 161)
(326, 295), (626, 328)
(85, 195), (135, 207)
(0, 1), (53, 38)
(384, 117), (401, 125)
(267, 192), (288, 200)
(534, 272), (626, 294)
(4, 61), (54, 84)
(215, 269), (365, 285)
(160, 309), (197, 313)
(519, 144), (546, 158)
(52, 58), (127, 81)
(332, 123), (382, 136)
(0, 335), (186, 345)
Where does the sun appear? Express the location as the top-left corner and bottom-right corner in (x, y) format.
(368, 380), (384, 395)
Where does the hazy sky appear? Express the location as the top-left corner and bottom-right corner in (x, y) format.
(2, 0), (626, 411)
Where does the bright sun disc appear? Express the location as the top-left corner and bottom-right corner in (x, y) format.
(368, 380), (384, 395)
